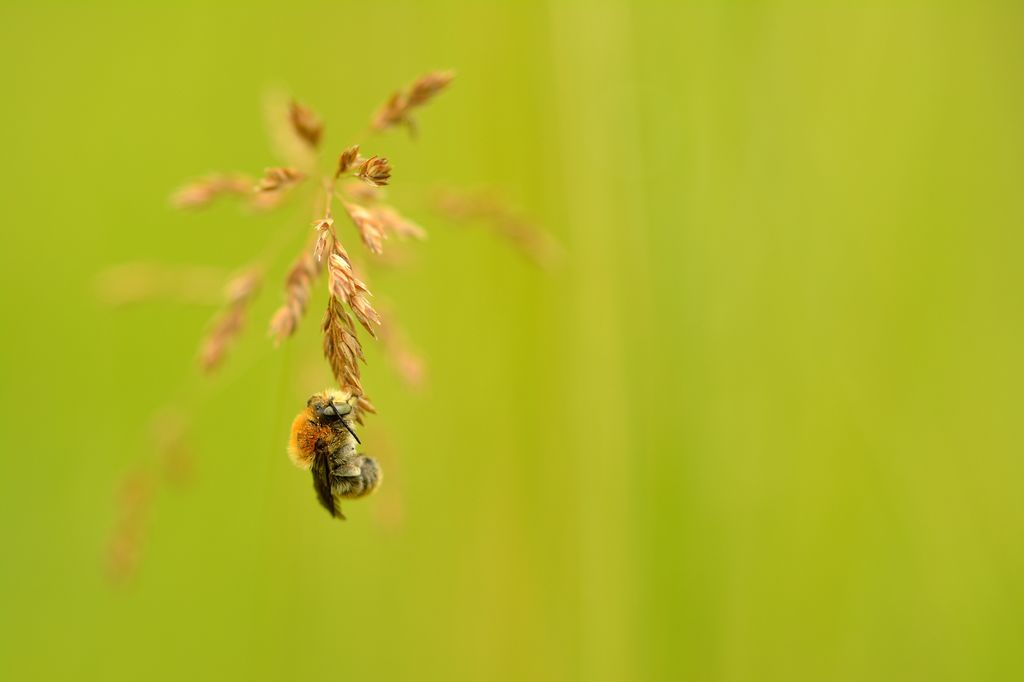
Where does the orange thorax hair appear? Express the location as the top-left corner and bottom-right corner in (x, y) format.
(288, 409), (330, 469)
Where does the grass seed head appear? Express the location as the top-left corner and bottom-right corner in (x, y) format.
(336, 145), (361, 177)
(345, 202), (387, 254)
(255, 167), (305, 192)
(289, 100), (324, 148)
(356, 156), (391, 187)
(371, 70), (455, 133)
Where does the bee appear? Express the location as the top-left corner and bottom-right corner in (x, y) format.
(287, 389), (381, 519)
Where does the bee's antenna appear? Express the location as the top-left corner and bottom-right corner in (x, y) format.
(341, 419), (361, 445)
(326, 400), (361, 444)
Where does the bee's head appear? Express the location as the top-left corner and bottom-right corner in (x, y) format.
(307, 389), (354, 420)
(307, 389), (360, 443)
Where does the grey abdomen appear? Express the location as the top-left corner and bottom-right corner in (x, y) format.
(332, 456), (381, 499)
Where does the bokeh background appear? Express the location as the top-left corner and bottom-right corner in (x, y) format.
(2, 1), (1024, 680)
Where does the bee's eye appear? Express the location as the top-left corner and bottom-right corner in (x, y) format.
(317, 402), (352, 420)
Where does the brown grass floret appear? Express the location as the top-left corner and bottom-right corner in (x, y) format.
(374, 206), (427, 240)
(256, 167), (305, 193)
(356, 156), (391, 186)
(198, 269), (261, 372)
(344, 202), (386, 254)
(289, 100), (323, 148)
(171, 174), (253, 209)
(433, 188), (559, 268)
(269, 250), (321, 344)
(326, 244), (380, 335)
(335, 145), (361, 178)
(371, 70), (455, 134)
(322, 296), (365, 394)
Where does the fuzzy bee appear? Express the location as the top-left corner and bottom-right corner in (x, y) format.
(287, 389), (381, 519)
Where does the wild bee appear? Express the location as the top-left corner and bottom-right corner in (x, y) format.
(287, 389), (381, 520)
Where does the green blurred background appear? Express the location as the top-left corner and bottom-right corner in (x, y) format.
(2, 1), (1024, 680)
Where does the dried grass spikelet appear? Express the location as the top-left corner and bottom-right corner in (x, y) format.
(312, 211), (334, 262)
(315, 200), (381, 336)
(355, 395), (376, 418)
(374, 206), (427, 240)
(151, 409), (194, 487)
(371, 70), (455, 133)
(289, 100), (323, 148)
(326, 241), (381, 335)
(434, 188), (559, 268)
(322, 296), (365, 394)
(248, 190), (287, 212)
(317, 199), (384, 394)
(344, 202), (386, 254)
(372, 93), (406, 132)
(199, 307), (245, 371)
(356, 156), (391, 187)
(107, 469), (154, 584)
(199, 268), (262, 372)
(407, 71), (455, 107)
(335, 145), (362, 178)
(262, 89), (318, 170)
(256, 167), (305, 193)
(107, 407), (192, 583)
(171, 174), (253, 209)
(344, 393), (377, 426)
(269, 248), (322, 344)
(95, 263), (227, 306)
(224, 269), (261, 304)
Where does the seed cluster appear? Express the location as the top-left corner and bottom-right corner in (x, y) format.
(178, 72), (454, 401)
